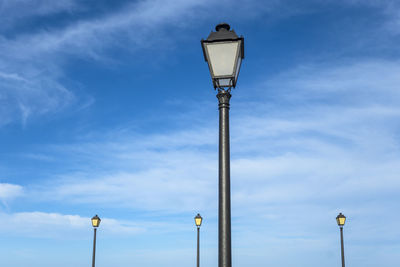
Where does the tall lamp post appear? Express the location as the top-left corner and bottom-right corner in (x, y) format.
(336, 213), (346, 267)
(91, 215), (101, 267)
(201, 23), (244, 267)
(195, 214), (203, 267)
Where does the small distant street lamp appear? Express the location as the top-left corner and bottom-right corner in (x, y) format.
(91, 215), (101, 267)
(195, 213), (203, 267)
(336, 213), (346, 267)
(201, 23), (244, 267)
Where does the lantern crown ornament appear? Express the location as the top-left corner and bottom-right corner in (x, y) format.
(201, 23), (244, 89)
(194, 213), (203, 227)
(336, 213), (346, 227)
(91, 214), (101, 228)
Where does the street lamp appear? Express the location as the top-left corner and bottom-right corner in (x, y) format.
(336, 213), (346, 267)
(201, 23), (244, 89)
(201, 23), (244, 267)
(195, 213), (203, 267)
(91, 215), (101, 267)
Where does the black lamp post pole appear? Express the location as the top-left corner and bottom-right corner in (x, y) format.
(340, 226), (345, 267)
(197, 226), (200, 267)
(201, 22), (243, 267)
(217, 89), (232, 267)
(92, 227), (97, 267)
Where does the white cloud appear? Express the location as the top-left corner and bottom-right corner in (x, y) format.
(0, 183), (24, 202)
(0, 0), (303, 126)
(0, 67), (75, 126)
(2, 0), (213, 125)
(1, 0), (217, 59)
(0, 0), (78, 27)
(0, 57), (398, 265)
(0, 0), (398, 126)
(0, 211), (143, 238)
(18, 59), (398, 238)
(38, 155), (217, 212)
(339, 0), (400, 36)
(14, 58), (398, 219)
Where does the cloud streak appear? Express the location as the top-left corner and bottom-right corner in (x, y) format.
(1, 0), (214, 125)
(0, 183), (24, 207)
(0, 0), (78, 29)
(14, 59), (397, 230)
(0, 0), (314, 126)
(0, 182), (23, 197)
(0, 211), (144, 238)
(1, 0), (396, 127)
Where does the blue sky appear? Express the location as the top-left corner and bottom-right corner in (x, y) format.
(0, 0), (400, 266)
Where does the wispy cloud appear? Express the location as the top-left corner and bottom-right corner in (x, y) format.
(1, 1), (400, 266)
(0, 67), (75, 126)
(0, 0), (78, 29)
(1, 0), (398, 127)
(17, 58), (398, 245)
(34, 151), (217, 212)
(0, 211), (144, 238)
(339, 0), (400, 36)
(1, 44), (399, 266)
(1, 0), (213, 125)
(0, 0), (307, 126)
(0, 183), (24, 205)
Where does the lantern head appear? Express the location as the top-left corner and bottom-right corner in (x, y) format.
(201, 23), (244, 89)
(91, 214), (101, 228)
(336, 213), (346, 227)
(194, 213), (203, 227)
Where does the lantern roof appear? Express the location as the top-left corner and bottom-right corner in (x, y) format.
(204, 23), (241, 42)
(202, 23), (244, 61)
(336, 213), (346, 219)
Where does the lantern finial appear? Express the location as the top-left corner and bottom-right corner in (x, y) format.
(216, 23), (230, 31)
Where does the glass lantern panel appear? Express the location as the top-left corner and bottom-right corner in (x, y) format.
(234, 55), (242, 83)
(217, 78), (233, 87)
(338, 217), (346, 225)
(195, 218), (202, 226)
(92, 219), (99, 227)
(206, 41), (240, 77)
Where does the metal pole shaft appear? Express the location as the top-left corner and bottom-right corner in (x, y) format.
(197, 227), (200, 267)
(217, 89), (232, 267)
(92, 228), (97, 267)
(340, 227), (345, 267)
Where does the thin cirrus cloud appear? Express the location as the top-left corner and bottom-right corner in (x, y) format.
(1, 0), (398, 126)
(0, 0), (213, 126)
(0, 61), (394, 262)
(0, 0), (320, 127)
(1, 0), (400, 244)
(1, 2), (400, 266)
(33, 153), (217, 212)
(0, 0), (78, 28)
(20, 59), (400, 223)
(0, 67), (75, 126)
(0, 56), (398, 260)
(0, 211), (143, 238)
(0, 183), (24, 203)
(235, 59), (400, 167)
